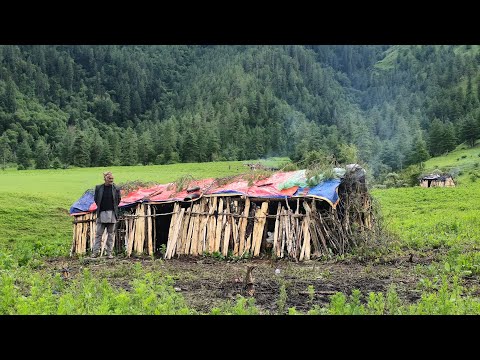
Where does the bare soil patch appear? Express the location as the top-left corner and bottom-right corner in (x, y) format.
(43, 249), (465, 314)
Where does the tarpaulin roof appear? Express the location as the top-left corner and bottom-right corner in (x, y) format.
(421, 174), (452, 180)
(69, 170), (341, 215)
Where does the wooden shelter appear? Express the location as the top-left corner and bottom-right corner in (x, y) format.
(70, 169), (375, 261)
(420, 174), (455, 188)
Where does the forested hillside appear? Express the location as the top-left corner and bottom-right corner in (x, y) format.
(0, 45), (479, 178)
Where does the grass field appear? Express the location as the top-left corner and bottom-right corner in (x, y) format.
(2, 153), (480, 314)
(421, 142), (480, 181)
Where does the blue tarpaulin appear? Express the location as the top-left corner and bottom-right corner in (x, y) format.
(69, 189), (94, 214)
(295, 179), (341, 207)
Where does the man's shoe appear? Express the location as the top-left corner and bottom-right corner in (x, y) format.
(91, 253), (99, 259)
(107, 254), (114, 259)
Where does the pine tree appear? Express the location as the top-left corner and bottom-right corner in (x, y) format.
(0, 133), (11, 169)
(138, 131), (154, 165)
(428, 118), (446, 156)
(34, 138), (50, 169)
(206, 124), (220, 161)
(89, 132), (104, 167)
(2, 79), (17, 113)
(443, 121), (457, 153)
(120, 128), (138, 166)
(460, 116), (480, 148)
(407, 132), (430, 165)
(59, 129), (73, 165)
(16, 139), (32, 169)
(73, 132), (90, 167)
(182, 129), (198, 163)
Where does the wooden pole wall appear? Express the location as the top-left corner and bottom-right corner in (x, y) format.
(70, 190), (375, 261)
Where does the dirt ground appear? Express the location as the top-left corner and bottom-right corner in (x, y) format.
(43, 249), (457, 314)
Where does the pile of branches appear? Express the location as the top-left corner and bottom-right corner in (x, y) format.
(307, 174), (377, 257)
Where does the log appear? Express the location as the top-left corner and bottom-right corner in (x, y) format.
(197, 198), (208, 254)
(230, 202), (239, 255)
(304, 218), (311, 261)
(214, 198), (224, 253)
(127, 212), (136, 257)
(238, 197), (250, 256)
(166, 203), (180, 257)
(70, 221), (76, 257)
(207, 197), (217, 253)
(222, 201), (231, 257)
(138, 204), (146, 253)
(76, 218), (81, 255)
(88, 212), (94, 252)
(179, 204), (193, 255)
(78, 218), (84, 254)
(166, 207), (185, 259)
(190, 204), (201, 255)
(197, 199), (207, 253)
(185, 203), (199, 255)
(74, 222), (78, 255)
(252, 202), (269, 257)
(124, 218), (129, 252)
(299, 216), (309, 261)
(147, 205), (153, 255)
(285, 208), (292, 257)
(200, 203), (208, 254)
(82, 218), (88, 254)
(253, 201), (268, 256)
(294, 199), (301, 259)
(134, 204), (142, 254)
(79, 221), (83, 254)
(153, 207), (157, 254)
(219, 199), (228, 255)
(273, 203), (281, 258)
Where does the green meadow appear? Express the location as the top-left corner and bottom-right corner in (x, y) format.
(2, 152), (480, 314)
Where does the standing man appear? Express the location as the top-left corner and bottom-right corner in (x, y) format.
(91, 171), (121, 259)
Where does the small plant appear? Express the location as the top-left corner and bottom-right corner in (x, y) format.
(281, 162), (299, 171)
(276, 279), (288, 314)
(159, 244), (167, 256)
(242, 170), (273, 187)
(211, 251), (225, 260)
(307, 285), (315, 305)
(366, 292), (386, 314)
(211, 295), (260, 315)
(0, 253), (15, 270)
(288, 307), (299, 315)
(117, 180), (158, 194)
(172, 174), (195, 192)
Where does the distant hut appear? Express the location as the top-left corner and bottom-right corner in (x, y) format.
(69, 165), (375, 261)
(420, 174), (455, 188)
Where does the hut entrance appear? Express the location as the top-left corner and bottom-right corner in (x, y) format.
(152, 203), (174, 255)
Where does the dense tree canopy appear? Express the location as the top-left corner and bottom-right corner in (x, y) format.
(0, 45), (479, 175)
